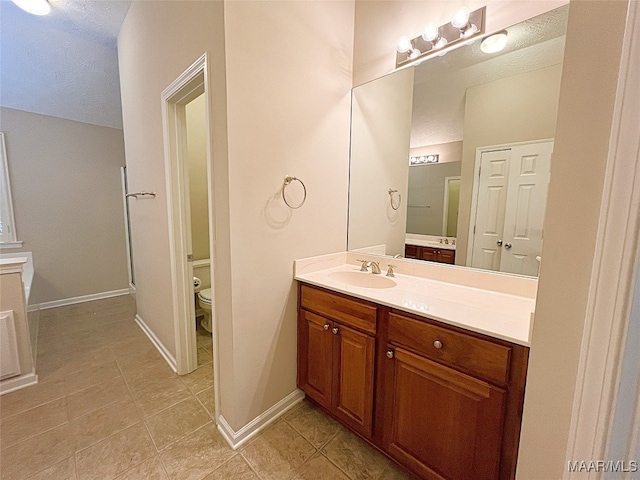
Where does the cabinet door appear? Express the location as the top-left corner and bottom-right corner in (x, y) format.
(405, 244), (420, 259)
(437, 249), (455, 265)
(421, 247), (438, 262)
(386, 347), (505, 480)
(332, 323), (375, 438)
(298, 310), (333, 409)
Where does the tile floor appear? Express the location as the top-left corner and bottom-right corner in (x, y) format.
(0, 295), (411, 480)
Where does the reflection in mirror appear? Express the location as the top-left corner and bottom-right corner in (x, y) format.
(0, 132), (19, 246)
(347, 5), (569, 277)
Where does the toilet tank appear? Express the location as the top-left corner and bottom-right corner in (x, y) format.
(193, 259), (211, 291)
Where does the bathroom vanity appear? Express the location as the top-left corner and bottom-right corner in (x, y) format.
(295, 252), (535, 480)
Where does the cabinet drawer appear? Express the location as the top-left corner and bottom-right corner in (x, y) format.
(388, 312), (511, 386)
(300, 284), (377, 334)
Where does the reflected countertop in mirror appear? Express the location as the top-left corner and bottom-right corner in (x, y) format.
(346, 5), (568, 278)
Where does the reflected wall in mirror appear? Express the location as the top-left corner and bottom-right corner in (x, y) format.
(347, 5), (569, 277)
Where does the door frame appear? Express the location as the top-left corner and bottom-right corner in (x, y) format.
(564, 0), (640, 473)
(161, 53), (217, 385)
(466, 138), (554, 266)
(442, 175), (461, 237)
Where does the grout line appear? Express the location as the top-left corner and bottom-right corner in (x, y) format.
(239, 451), (266, 480)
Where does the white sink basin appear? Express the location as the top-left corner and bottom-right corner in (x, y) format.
(328, 271), (397, 289)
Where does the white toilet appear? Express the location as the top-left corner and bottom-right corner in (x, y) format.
(197, 287), (213, 333)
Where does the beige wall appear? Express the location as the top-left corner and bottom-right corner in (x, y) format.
(118, 0), (228, 397)
(118, 0), (354, 430)
(348, 67), (414, 256)
(407, 161), (461, 236)
(457, 64), (563, 265)
(0, 107), (129, 304)
(517, 1), (629, 477)
(185, 94), (210, 262)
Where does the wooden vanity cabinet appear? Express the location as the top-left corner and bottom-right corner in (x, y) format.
(381, 310), (529, 480)
(298, 284), (376, 438)
(297, 283), (529, 480)
(405, 244), (456, 265)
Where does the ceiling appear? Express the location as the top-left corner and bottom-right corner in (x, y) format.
(0, 0), (131, 129)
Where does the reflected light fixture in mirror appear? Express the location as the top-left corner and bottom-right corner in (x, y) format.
(481, 30), (509, 53)
(11, 0), (50, 15)
(395, 6), (485, 69)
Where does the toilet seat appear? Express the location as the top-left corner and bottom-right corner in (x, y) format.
(198, 288), (212, 305)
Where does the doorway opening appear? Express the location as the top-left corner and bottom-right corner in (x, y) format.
(161, 54), (218, 420)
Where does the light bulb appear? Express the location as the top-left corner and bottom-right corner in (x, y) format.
(396, 36), (412, 54)
(480, 31), (508, 53)
(408, 48), (421, 60)
(422, 25), (439, 43)
(12, 0), (50, 15)
(422, 25), (448, 50)
(451, 7), (470, 29)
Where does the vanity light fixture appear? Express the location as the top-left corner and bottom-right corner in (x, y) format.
(395, 6), (485, 69)
(422, 25), (447, 50)
(451, 7), (478, 38)
(480, 30), (508, 53)
(11, 0), (50, 15)
(410, 154), (440, 166)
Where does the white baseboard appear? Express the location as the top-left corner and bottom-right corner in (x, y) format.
(0, 372), (38, 395)
(217, 389), (305, 450)
(37, 289), (130, 310)
(134, 314), (177, 373)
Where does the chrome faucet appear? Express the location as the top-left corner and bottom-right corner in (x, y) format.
(356, 259), (381, 274)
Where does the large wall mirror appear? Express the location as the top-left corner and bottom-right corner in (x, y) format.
(347, 5), (568, 277)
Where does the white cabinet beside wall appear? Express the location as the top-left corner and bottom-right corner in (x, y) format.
(0, 253), (37, 394)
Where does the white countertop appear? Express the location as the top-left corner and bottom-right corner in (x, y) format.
(405, 234), (456, 250)
(294, 254), (535, 347)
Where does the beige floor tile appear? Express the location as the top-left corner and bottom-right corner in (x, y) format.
(0, 379), (66, 418)
(196, 387), (215, 416)
(64, 346), (116, 376)
(145, 397), (210, 450)
(25, 456), (77, 480)
(64, 360), (122, 394)
(114, 457), (169, 479)
(241, 421), (316, 480)
(320, 428), (395, 480)
(197, 347), (212, 366)
(130, 376), (191, 417)
(75, 423), (156, 480)
(204, 454), (259, 480)
(285, 399), (340, 448)
(293, 453), (350, 480)
(71, 397), (142, 451)
(117, 351), (176, 385)
(67, 376), (129, 419)
(0, 423), (75, 480)
(110, 336), (157, 360)
(160, 423), (235, 480)
(181, 362), (213, 394)
(196, 328), (212, 350)
(1, 397), (69, 449)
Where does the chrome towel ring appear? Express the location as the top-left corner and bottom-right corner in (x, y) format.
(283, 175), (307, 209)
(126, 191), (156, 199)
(388, 188), (401, 210)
